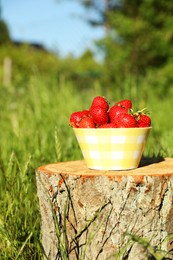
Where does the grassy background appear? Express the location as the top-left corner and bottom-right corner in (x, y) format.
(1, 68), (173, 259)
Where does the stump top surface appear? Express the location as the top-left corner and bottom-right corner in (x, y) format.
(37, 158), (173, 177)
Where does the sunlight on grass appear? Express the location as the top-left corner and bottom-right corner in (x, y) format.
(1, 72), (173, 258)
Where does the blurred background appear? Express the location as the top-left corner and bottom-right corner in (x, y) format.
(0, 0), (105, 57)
(1, 0), (173, 259)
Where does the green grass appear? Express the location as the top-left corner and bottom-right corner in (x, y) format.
(0, 72), (173, 259)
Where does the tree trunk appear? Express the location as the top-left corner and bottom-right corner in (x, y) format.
(36, 158), (173, 260)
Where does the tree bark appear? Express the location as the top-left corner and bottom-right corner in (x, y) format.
(36, 158), (173, 259)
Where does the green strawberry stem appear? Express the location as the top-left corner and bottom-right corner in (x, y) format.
(133, 107), (150, 116)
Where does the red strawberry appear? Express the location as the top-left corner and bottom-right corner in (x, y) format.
(98, 123), (117, 128)
(90, 96), (109, 111)
(81, 110), (90, 117)
(70, 111), (84, 127)
(109, 105), (128, 123)
(70, 110), (91, 127)
(90, 106), (109, 126)
(78, 116), (95, 128)
(116, 113), (137, 128)
(136, 114), (151, 127)
(115, 99), (132, 109)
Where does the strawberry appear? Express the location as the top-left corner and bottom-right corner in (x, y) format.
(70, 97), (151, 129)
(116, 113), (137, 128)
(98, 123), (117, 128)
(115, 99), (132, 109)
(136, 114), (151, 127)
(109, 105), (128, 123)
(134, 108), (151, 128)
(82, 110), (91, 117)
(90, 96), (109, 111)
(70, 110), (90, 128)
(90, 105), (109, 126)
(78, 116), (95, 128)
(70, 111), (83, 127)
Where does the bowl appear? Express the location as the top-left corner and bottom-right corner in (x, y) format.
(73, 127), (151, 171)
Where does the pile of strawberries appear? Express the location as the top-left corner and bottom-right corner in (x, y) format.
(69, 96), (151, 128)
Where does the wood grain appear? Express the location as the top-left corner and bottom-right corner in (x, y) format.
(37, 157), (173, 177)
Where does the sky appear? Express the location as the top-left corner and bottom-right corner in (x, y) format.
(1, 0), (105, 57)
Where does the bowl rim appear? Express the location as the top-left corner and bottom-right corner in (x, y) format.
(73, 126), (152, 130)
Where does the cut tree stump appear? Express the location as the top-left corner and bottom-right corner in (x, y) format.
(36, 158), (173, 260)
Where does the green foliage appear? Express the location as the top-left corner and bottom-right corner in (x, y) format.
(104, 0), (173, 71)
(0, 44), (102, 90)
(1, 64), (173, 257)
(81, 0), (173, 89)
(0, 75), (82, 259)
(0, 43), (61, 84)
(0, 19), (10, 45)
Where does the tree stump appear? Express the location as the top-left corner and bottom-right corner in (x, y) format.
(36, 158), (173, 260)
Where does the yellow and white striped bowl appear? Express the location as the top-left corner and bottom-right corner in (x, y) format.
(73, 127), (151, 170)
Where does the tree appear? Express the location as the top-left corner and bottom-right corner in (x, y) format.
(79, 0), (173, 86)
(0, 19), (10, 45)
